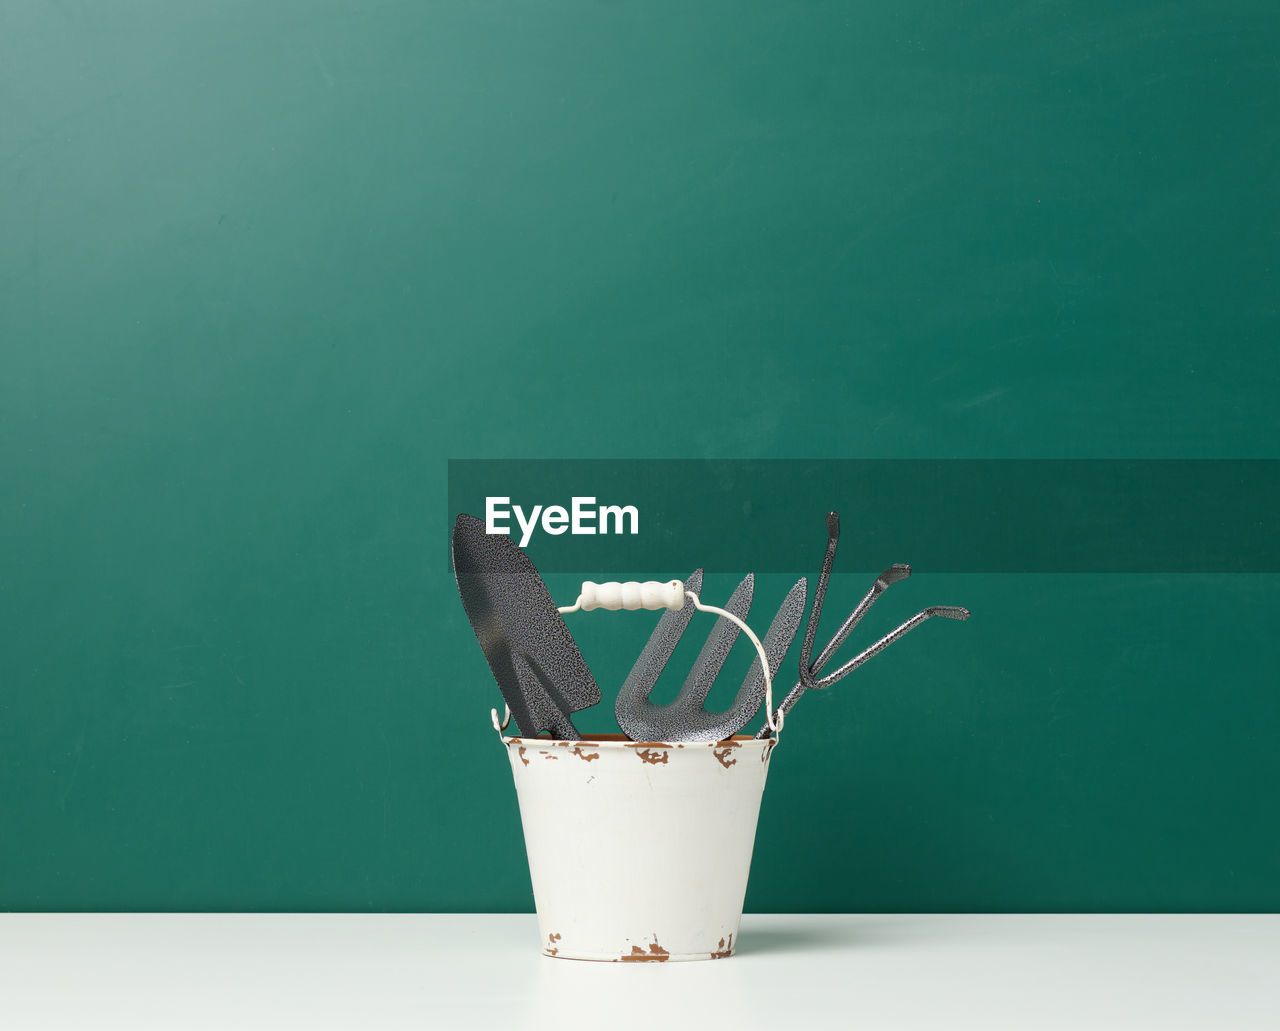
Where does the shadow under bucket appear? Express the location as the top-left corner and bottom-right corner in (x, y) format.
(503, 733), (776, 962)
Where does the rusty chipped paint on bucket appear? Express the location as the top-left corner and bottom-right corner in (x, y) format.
(502, 732), (776, 963)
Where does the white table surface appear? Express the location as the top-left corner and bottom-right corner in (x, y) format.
(1, 914), (1276, 1030)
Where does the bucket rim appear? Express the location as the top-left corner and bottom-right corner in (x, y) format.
(501, 732), (772, 751)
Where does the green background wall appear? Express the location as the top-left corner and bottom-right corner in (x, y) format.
(2, 1), (1277, 911)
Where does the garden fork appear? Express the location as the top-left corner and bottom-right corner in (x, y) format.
(614, 569), (808, 743)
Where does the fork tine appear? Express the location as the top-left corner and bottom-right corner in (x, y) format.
(614, 568), (702, 730)
(731, 576), (808, 717)
(678, 573), (754, 705)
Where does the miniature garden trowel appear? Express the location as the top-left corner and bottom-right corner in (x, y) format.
(451, 513), (601, 740)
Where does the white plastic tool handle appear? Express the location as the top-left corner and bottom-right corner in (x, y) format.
(575, 580), (685, 612)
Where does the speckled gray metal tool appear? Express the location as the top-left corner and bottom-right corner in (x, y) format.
(756, 511), (970, 738)
(451, 513), (601, 740)
(615, 570), (808, 743)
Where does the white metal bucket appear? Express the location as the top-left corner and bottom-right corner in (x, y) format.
(502, 732), (776, 962)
